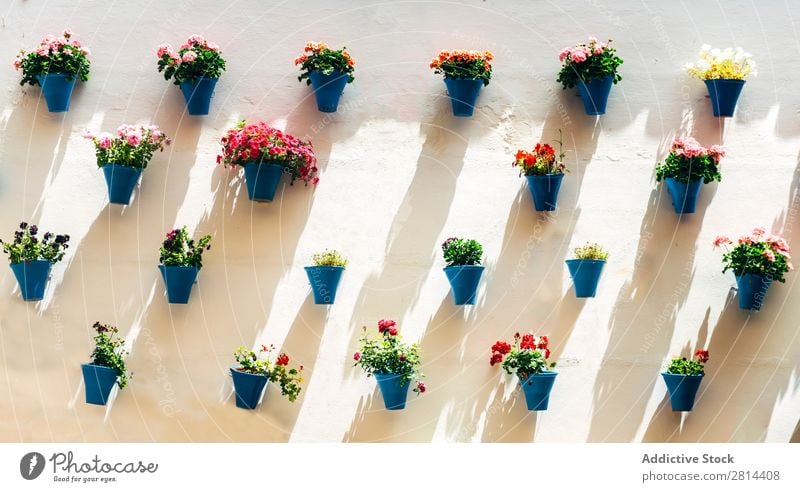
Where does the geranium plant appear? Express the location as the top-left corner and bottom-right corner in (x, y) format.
(217, 120), (319, 185)
(13, 29), (90, 86)
(160, 227), (211, 268)
(557, 37), (622, 88)
(233, 345), (303, 401)
(312, 249), (347, 267)
(514, 130), (567, 176)
(1, 222), (70, 264)
(84, 125), (170, 169)
(295, 41), (355, 84)
(714, 228), (792, 282)
(685, 46), (756, 81)
(89, 322), (130, 388)
(353, 319), (426, 394)
(430, 49), (493, 85)
(490, 332), (555, 378)
(656, 137), (725, 184)
(573, 243), (609, 261)
(442, 237), (483, 266)
(666, 350), (709, 376)
(156, 34), (225, 84)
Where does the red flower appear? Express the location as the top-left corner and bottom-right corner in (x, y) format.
(398, 353), (407, 362)
(520, 334), (536, 350)
(537, 335), (549, 349)
(353, 352), (361, 362)
(694, 349), (709, 363)
(377, 319), (396, 333)
(388, 328), (398, 336)
(276, 353), (290, 366)
(490, 353), (504, 366)
(416, 381), (426, 393)
(261, 344), (268, 352)
(491, 341), (511, 355)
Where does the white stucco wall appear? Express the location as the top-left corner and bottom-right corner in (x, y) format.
(0, 0), (798, 443)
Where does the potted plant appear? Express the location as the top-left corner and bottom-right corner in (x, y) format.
(304, 249), (346, 305)
(513, 130), (567, 212)
(442, 237), (484, 305)
(662, 350), (708, 411)
(295, 41), (355, 113)
(217, 120), (318, 202)
(82, 322), (130, 406)
(1, 222), (70, 301)
(353, 320), (426, 410)
(566, 243), (608, 298)
(557, 37), (622, 115)
(158, 226), (211, 304)
(685, 45), (756, 117)
(490, 332), (557, 411)
(430, 49), (493, 117)
(84, 124), (170, 205)
(13, 29), (90, 112)
(157, 35), (226, 115)
(714, 228), (792, 310)
(655, 137), (724, 214)
(230, 345), (303, 409)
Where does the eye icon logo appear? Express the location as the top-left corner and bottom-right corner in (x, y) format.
(20, 452), (45, 480)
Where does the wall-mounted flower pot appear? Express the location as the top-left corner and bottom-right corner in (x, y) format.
(373, 372), (410, 410)
(519, 371), (558, 411)
(309, 70), (348, 113)
(158, 265), (199, 304)
(35, 73), (77, 112)
(102, 164), (142, 205)
(664, 177), (703, 214)
(304, 265), (344, 305)
(735, 273), (772, 311)
(81, 363), (119, 405)
(243, 162), (284, 202)
(444, 265), (484, 305)
(661, 372), (703, 411)
(704, 78), (745, 117)
(179, 77), (218, 115)
(443, 77), (483, 117)
(230, 366), (268, 410)
(576, 74), (613, 115)
(566, 259), (605, 298)
(526, 173), (565, 212)
(9, 260), (52, 301)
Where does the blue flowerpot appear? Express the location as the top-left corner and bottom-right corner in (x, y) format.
(576, 74), (613, 115)
(662, 372), (703, 411)
(566, 259), (605, 298)
(243, 162), (284, 202)
(179, 77), (218, 115)
(519, 371), (558, 411)
(444, 265), (484, 305)
(102, 164), (142, 205)
(373, 372), (410, 410)
(9, 260), (52, 301)
(35, 73), (77, 112)
(735, 273), (772, 311)
(526, 173), (565, 212)
(230, 366), (268, 410)
(158, 265), (199, 304)
(704, 79), (745, 117)
(304, 266), (344, 305)
(309, 70), (348, 112)
(664, 177), (703, 214)
(443, 77), (483, 117)
(82, 363), (120, 406)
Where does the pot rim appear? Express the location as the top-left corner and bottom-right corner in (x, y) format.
(565, 258), (606, 264)
(9, 259), (52, 266)
(230, 365), (268, 378)
(304, 265), (346, 271)
(443, 264), (485, 271)
(661, 371), (704, 378)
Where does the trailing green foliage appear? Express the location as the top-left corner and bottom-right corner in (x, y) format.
(233, 345), (303, 402)
(90, 322), (130, 388)
(159, 226), (211, 268)
(0, 222), (70, 265)
(490, 333), (556, 380)
(557, 38), (622, 89)
(442, 237), (483, 267)
(353, 320), (425, 393)
(14, 30), (90, 86)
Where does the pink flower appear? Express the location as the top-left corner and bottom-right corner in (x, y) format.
(63, 28), (74, 39)
(97, 132), (113, 150)
(182, 51), (197, 63)
(763, 249), (776, 262)
(187, 34), (205, 45)
(125, 132), (142, 146)
(169, 53), (181, 65)
(35, 46), (50, 56)
(558, 48), (570, 62)
(157, 43), (173, 58)
(713, 235), (731, 248)
(353, 352), (361, 361)
(751, 227), (766, 237)
(12, 57), (22, 70)
(206, 41), (220, 51)
(768, 236), (791, 254)
(570, 48), (588, 63)
(79, 47), (91, 56)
